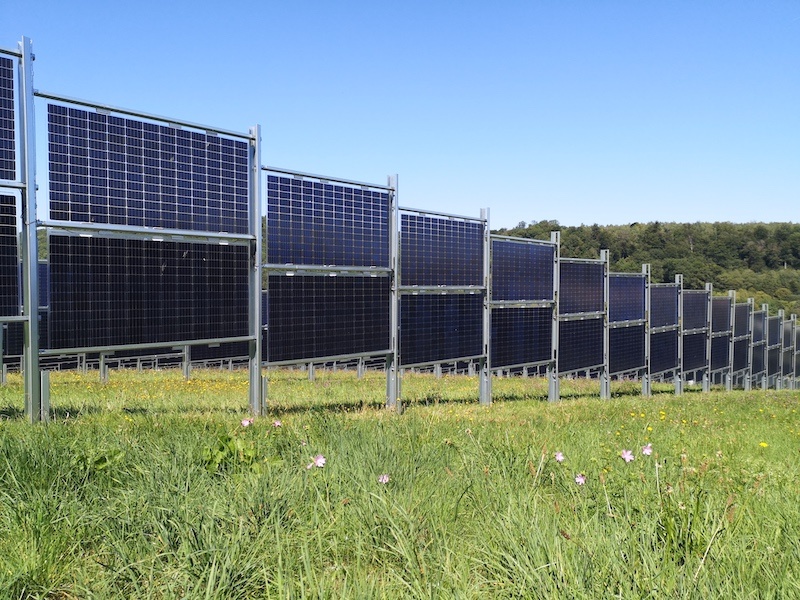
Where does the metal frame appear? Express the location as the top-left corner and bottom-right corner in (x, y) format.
(646, 274), (682, 394)
(607, 269), (648, 385)
(709, 290), (734, 389)
(680, 283), (712, 391)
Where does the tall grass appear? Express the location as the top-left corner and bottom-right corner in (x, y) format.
(1, 368), (799, 598)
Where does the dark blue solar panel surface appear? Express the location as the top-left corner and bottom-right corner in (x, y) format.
(491, 239), (554, 302)
(266, 175), (390, 267)
(47, 104), (249, 233)
(783, 322), (792, 348)
(733, 339), (748, 372)
(490, 307), (551, 368)
(399, 294), (483, 366)
(768, 348), (780, 376)
(711, 335), (730, 371)
(48, 235), (249, 349)
(733, 304), (750, 337)
(711, 297), (731, 333)
(609, 275), (645, 322)
(559, 261), (604, 314)
(752, 311), (766, 343)
(609, 325), (645, 374)
(682, 333), (707, 371)
(783, 349), (793, 376)
(767, 316), (781, 346)
(38, 261), (49, 308)
(265, 275), (390, 363)
(0, 195), (18, 317)
(400, 214), (483, 286)
(0, 57), (14, 181)
(558, 317), (603, 373)
(650, 285), (679, 328)
(682, 291), (708, 331)
(752, 344), (765, 375)
(651, 330), (679, 374)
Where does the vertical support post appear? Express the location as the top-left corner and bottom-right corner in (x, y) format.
(385, 175), (401, 411)
(642, 264), (651, 397)
(761, 303), (769, 390)
(726, 290), (735, 391)
(776, 309), (785, 390)
(703, 283), (712, 393)
(548, 231), (560, 401)
(675, 274), (684, 395)
(599, 249), (610, 399)
(357, 357), (365, 379)
(479, 208), (491, 406)
(19, 37), (41, 422)
(0, 325), (4, 386)
(39, 369), (50, 423)
(308, 362), (315, 382)
(744, 298), (754, 391)
(99, 353), (108, 383)
(248, 125), (264, 416)
(182, 345), (191, 380)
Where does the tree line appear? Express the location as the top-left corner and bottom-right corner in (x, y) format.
(495, 221), (800, 316)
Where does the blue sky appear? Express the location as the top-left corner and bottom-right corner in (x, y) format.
(4, 1), (799, 229)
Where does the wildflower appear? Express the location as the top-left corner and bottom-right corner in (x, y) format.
(621, 449), (635, 463)
(378, 474), (390, 484)
(241, 418), (254, 427)
(272, 420), (282, 428)
(641, 443), (653, 456)
(554, 451), (565, 463)
(759, 442), (768, 448)
(575, 473), (586, 485)
(306, 454), (326, 469)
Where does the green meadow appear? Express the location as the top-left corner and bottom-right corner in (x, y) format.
(1, 368), (799, 599)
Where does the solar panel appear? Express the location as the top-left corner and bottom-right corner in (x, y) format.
(767, 316), (781, 346)
(767, 348), (780, 376)
(752, 311), (766, 343)
(608, 274), (645, 322)
(710, 335), (730, 371)
(733, 304), (750, 337)
(490, 307), (551, 368)
(650, 285), (679, 328)
(609, 325), (645, 374)
(0, 57), (14, 181)
(650, 330), (679, 374)
(711, 297), (731, 333)
(266, 175), (390, 267)
(0, 194), (18, 317)
(399, 294), (483, 366)
(682, 291), (708, 331)
(47, 104), (249, 234)
(491, 239), (554, 302)
(733, 339), (749, 372)
(784, 349), (794, 377)
(752, 344), (765, 375)
(682, 333), (707, 371)
(558, 317), (603, 373)
(783, 322), (792, 348)
(400, 214), (483, 286)
(559, 261), (604, 314)
(265, 274), (390, 363)
(48, 235), (249, 349)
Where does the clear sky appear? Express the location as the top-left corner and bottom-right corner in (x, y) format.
(4, 1), (799, 229)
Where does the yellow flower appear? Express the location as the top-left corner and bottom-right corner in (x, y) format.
(647, 426), (653, 432)
(759, 442), (768, 448)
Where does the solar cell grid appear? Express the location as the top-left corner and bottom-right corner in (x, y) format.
(558, 317), (603, 373)
(783, 322), (792, 348)
(682, 291), (709, 331)
(608, 275), (645, 322)
(785, 350), (794, 376)
(711, 335), (730, 371)
(0, 57), (14, 181)
(0, 195), (18, 317)
(733, 304), (750, 337)
(399, 294), (483, 366)
(265, 275), (390, 363)
(48, 104), (249, 234)
(48, 235), (249, 349)
(650, 330), (679, 374)
(490, 239), (554, 302)
(752, 311), (766, 343)
(767, 317), (781, 346)
(733, 339), (749, 372)
(682, 333), (707, 371)
(650, 285), (679, 328)
(559, 261), (604, 314)
(767, 348), (780, 376)
(266, 175), (390, 267)
(400, 214), (483, 287)
(489, 307), (552, 368)
(711, 297), (732, 333)
(609, 325), (645, 374)
(752, 345), (765, 375)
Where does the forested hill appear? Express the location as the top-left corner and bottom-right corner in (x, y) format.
(494, 221), (800, 315)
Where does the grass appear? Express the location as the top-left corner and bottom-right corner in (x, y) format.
(1, 367), (799, 598)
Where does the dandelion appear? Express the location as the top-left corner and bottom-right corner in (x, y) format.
(759, 442), (769, 448)
(378, 474), (390, 484)
(641, 443), (653, 456)
(575, 473), (586, 485)
(306, 454), (326, 469)
(241, 418), (254, 427)
(621, 449), (635, 463)
(554, 451), (565, 463)
(272, 420), (282, 428)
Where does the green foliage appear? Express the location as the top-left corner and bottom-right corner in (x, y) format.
(497, 220), (800, 313)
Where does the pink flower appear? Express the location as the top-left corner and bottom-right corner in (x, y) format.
(241, 418), (254, 427)
(575, 473), (586, 485)
(641, 443), (653, 456)
(554, 452), (565, 463)
(378, 474), (390, 484)
(272, 420), (282, 428)
(621, 449), (635, 463)
(306, 454), (326, 469)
